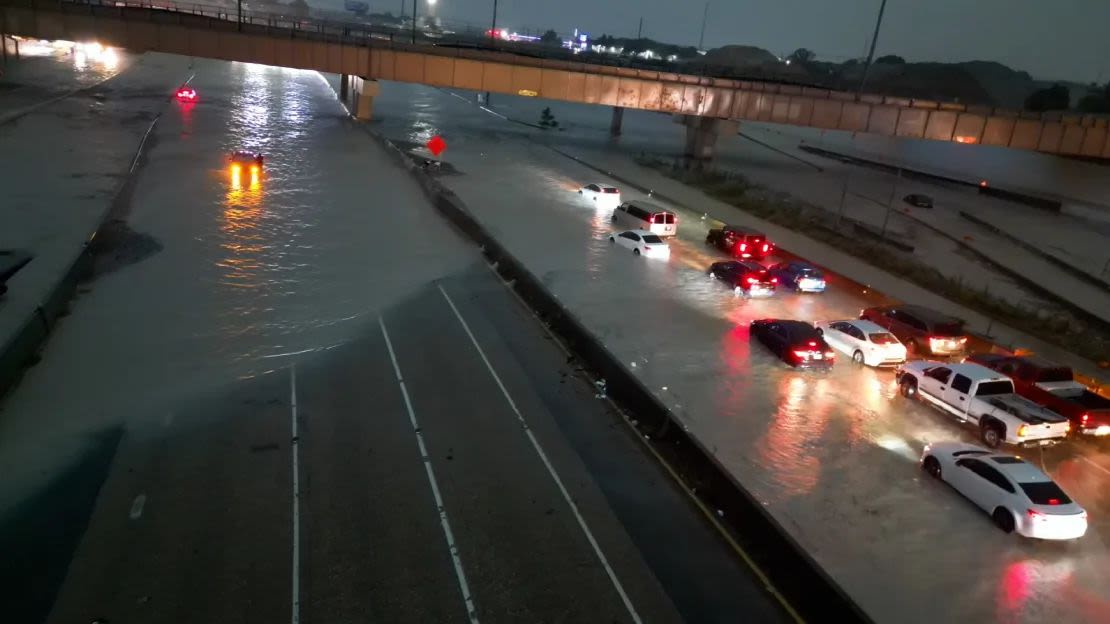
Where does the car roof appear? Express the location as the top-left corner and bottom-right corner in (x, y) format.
(723, 225), (764, 236)
(839, 319), (889, 333)
(885, 304), (962, 324)
(626, 199), (670, 213)
(735, 260), (766, 271)
(931, 362), (1010, 382)
(986, 456), (1051, 483)
(770, 319), (818, 332)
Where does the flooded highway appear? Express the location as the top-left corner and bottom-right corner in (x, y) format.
(362, 80), (1110, 623)
(1, 55), (790, 623)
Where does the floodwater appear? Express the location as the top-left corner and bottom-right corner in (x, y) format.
(360, 80), (1110, 624)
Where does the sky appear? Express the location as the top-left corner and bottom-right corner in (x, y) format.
(338, 0), (1109, 83)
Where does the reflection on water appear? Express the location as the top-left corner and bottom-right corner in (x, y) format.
(754, 372), (834, 499)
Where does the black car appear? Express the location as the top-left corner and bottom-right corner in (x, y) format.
(705, 225), (774, 259)
(230, 150), (264, 166)
(750, 319), (835, 369)
(903, 193), (933, 208)
(708, 261), (776, 297)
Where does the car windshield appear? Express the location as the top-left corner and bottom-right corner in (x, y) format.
(931, 322), (964, 337)
(1019, 482), (1072, 505)
(642, 235), (664, 244)
(976, 380), (1014, 396)
(869, 333), (898, 344)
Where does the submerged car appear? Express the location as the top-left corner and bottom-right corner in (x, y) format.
(920, 442), (1087, 540)
(230, 150), (264, 166)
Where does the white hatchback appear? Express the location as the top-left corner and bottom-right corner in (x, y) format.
(816, 319), (906, 367)
(609, 230), (670, 259)
(921, 441), (1087, 540)
(579, 183), (621, 209)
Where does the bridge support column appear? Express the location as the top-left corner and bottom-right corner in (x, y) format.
(609, 106), (624, 137)
(339, 73), (349, 102)
(676, 115), (738, 161)
(352, 76), (379, 121)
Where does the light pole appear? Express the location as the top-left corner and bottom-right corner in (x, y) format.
(490, 0), (499, 44)
(697, 2), (709, 50)
(857, 0), (888, 96)
(411, 0), (417, 43)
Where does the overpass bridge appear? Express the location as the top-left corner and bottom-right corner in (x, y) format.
(3, 0), (1109, 161)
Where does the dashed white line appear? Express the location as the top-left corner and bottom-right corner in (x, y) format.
(437, 283), (644, 624)
(379, 316), (480, 624)
(128, 494), (146, 520)
(290, 363), (302, 624)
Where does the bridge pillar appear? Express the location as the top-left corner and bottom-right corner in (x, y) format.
(339, 73), (349, 102)
(609, 106), (624, 137)
(352, 76), (380, 121)
(676, 115), (738, 161)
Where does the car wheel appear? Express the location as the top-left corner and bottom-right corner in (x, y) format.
(992, 508), (1015, 534)
(981, 423), (1003, 449)
(815, 328), (823, 335)
(899, 377), (917, 398)
(922, 456), (942, 479)
(633, 248), (641, 256)
(608, 236), (615, 243)
(578, 190), (583, 194)
(852, 350), (865, 366)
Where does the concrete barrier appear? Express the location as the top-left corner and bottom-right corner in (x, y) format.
(0, 115), (161, 400)
(358, 124), (872, 623)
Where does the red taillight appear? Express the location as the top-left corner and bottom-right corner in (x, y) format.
(1027, 509), (1045, 519)
(824, 351), (835, 358)
(771, 277), (778, 283)
(746, 277), (758, 285)
(1081, 413), (1089, 425)
(762, 243), (769, 252)
(739, 242), (747, 251)
(792, 350), (810, 359)
(808, 341), (817, 346)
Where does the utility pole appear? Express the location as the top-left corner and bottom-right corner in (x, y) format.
(237, 0), (242, 31)
(637, 17), (642, 39)
(411, 0), (417, 43)
(491, 0), (498, 42)
(697, 2), (709, 50)
(857, 0), (888, 96)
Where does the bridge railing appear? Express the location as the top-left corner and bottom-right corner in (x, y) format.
(32, 0), (890, 95)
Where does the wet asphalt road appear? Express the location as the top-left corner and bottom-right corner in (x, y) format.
(360, 80), (1110, 623)
(1, 56), (788, 623)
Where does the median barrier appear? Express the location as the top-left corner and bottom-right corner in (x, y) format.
(361, 125), (873, 623)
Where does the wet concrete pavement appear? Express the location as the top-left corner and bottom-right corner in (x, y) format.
(1, 55), (788, 623)
(361, 80), (1110, 623)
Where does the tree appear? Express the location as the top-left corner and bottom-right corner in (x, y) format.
(1024, 84), (1070, 112)
(875, 54), (905, 65)
(1077, 82), (1110, 113)
(540, 29), (560, 45)
(787, 48), (815, 64)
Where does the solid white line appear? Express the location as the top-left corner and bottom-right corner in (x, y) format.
(437, 284), (643, 624)
(291, 363), (301, 624)
(128, 494), (146, 520)
(379, 317), (480, 624)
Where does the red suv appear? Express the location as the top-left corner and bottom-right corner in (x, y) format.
(860, 305), (967, 357)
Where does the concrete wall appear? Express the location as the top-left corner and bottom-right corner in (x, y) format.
(2, 2), (1108, 159)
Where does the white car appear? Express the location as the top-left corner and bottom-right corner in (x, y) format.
(579, 183), (621, 209)
(816, 319), (906, 367)
(608, 230), (670, 259)
(920, 441), (1087, 540)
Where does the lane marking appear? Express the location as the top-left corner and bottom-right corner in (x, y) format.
(437, 283), (643, 624)
(379, 316), (480, 623)
(128, 494), (146, 520)
(291, 364), (302, 624)
(1080, 455), (1110, 478)
(480, 262), (805, 624)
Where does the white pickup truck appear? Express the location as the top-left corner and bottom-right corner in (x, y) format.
(897, 361), (1070, 448)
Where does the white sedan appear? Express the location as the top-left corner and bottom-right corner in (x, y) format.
(609, 230), (670, 259)
(815, 319), (906, 367)
(920, 442), (1087, 540)
(579, 183), (621, 209)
